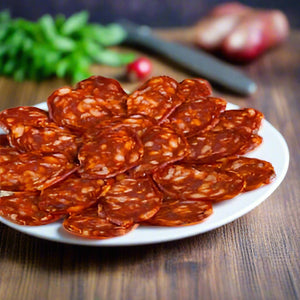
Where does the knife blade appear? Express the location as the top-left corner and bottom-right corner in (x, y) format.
(119, 20), (257, 96)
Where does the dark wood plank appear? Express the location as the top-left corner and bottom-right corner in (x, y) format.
(0, 29), (299, 300)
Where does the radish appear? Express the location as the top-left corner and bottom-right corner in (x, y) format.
(126, 57), (152, 81)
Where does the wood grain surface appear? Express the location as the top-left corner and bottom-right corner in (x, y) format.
(0, 28), (299, 300)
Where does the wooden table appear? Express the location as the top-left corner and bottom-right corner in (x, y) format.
(0, 28), (299, 300)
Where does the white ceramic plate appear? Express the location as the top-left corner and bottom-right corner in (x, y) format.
(0, 102), (289, 246)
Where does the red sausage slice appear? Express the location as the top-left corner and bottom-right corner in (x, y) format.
(40, 174), (109, 214)
(145, 197), (213, 226)
(152, 164), (245, 201)
(0, 192), (64, 225)
(0, 134), (10, 147)
(63, 207), (138, 239)
(219, 156), (276, 191)
(47, 76), (127, 131)
(76, 75), (128, 116)
(8, 124), (79, 159)
(132, 125), (189, 177)
(212, 108), (264, 134)
(0, 106), (50, 133)
(0, 152), (77, 191)
(177, 78), (213, 101)
(86, 114), (154, 141)
(78, 125), (143, 179)
(100, 176), (162, 226)
(127, 76), (182, 124)
(183, 129), (263, 164)
(168, 96), (226, 136)
(0, 146), (20, 163)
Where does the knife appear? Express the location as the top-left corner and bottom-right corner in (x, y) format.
(119, 20), (257, 96)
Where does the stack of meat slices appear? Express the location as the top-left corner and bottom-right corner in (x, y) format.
(0, 76), (276, 239)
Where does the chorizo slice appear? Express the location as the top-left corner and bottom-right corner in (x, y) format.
(86, 114), (155, 141)
(39, 174), (110, 214)
(0, 192), (64, 225)
(219, 156), (276, 191)
(212, 108), (264, 134)
(127, 76), (182, 124)
(8, 124), (79, 159)
(100, 177), (163, 226)
(120, 115), (155, 137)
(152, 164), (245, 201)
(183, 129), (263, 164)
(177, 78), (213, 101)
(0, 134), (10, 147)
(0, 106), (50, 133)
(78, 125), (143, 179)
(47, 86), (112, 132)
(0, 152), (77, 191)
(145, 198), (213, 226)
(0, 145), (20, 163)
(63, 207), (139, 239)
(132, 125), (189, 177)
(168, 96), (226, 136)
(47, 76), (127, 131)
(76, 75), (128, 116)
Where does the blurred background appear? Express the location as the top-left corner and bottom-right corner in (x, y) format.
(1, 0), (299, 28)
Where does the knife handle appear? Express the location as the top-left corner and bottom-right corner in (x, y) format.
(120, 20), (257, 95)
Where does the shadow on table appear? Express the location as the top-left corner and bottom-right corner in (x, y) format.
(0, 222), (228, 274)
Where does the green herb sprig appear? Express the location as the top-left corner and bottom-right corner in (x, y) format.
(0, 10), (135, 82)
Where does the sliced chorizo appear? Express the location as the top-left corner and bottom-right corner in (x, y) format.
(0, 192), (64, 225)
(63, 207), (139, 239)
(145, 197), (213, 226)
(100, 176), (163, 226)
(0, 134), (10, 147)
(76, 75), (128, 116)
(152, 164), (245, 201)
(127, 76), (182, 124)
(78, 125), (143, 179)
(8, 124), (79, 159)
(168, 96), (226, 136)
(183, 129), (263, 164)
(39, 174), (110, 214)
(0, 106), (50, 133)
(212, 108), (264, 134)
(0, 145), (20, 163)
(120, 115), (155, 137)
(0, 152), (77, 191)
(132, 125), (189, 177)
(86, 114), (155, 141)
(47, 76), (127, 131)
(177, 78), (213, 101)
(219, 156), (276, 191)
(47, 86), (112, 132)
